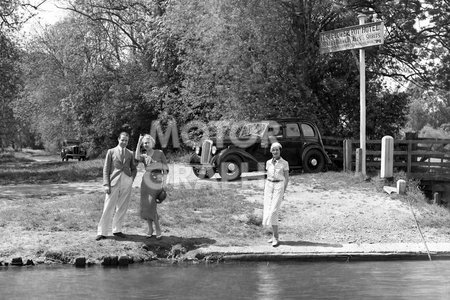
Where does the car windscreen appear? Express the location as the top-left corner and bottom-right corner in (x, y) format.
(239, 122), (268, 138)
(65, 141), (80, 146)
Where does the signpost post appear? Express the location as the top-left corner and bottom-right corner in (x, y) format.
(320, 15), (384, 176)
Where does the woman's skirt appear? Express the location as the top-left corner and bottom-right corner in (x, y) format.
(262, 180), (285, 226)
(140, 170), (164, 220)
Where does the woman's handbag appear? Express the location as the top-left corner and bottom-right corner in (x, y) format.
(155, 188), (167, 203)
(156, 168), (167, 203)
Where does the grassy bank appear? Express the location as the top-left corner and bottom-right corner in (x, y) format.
(0, 183), (262, 264)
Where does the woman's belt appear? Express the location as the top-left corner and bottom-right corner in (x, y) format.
(267, 178), (283, 182)
(149, 169), (166, 175)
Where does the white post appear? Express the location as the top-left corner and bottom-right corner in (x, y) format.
(397, 179), (406, 195)
(381, 136), (394, 178)
(359, 14), (367, 177)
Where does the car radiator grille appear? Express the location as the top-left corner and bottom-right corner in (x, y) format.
(201, 140), (212, 164)
(73, 146), (80, 154)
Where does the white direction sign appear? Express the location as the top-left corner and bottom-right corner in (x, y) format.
(320, 21), (384, 54)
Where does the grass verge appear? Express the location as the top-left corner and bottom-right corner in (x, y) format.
(0, 184), (263, 264)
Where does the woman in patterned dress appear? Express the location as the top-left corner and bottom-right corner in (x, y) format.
(263, 142), (289, 247)
(135, 134), (169, 239)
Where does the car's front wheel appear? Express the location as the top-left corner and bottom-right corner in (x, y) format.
(220, 155), (242, 181)
(190, 154), (215, 179)
(302, 149), (325, 173)
(192, 166), (215, 179)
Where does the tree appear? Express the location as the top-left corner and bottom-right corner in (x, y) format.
(16, 9), (166, 153)
(0, 33), (21, 151)
(1, 0), (49, 32)
(405, 83), (450, 132)
(14, 0), (450, 152)
(159, 0), (413, 138)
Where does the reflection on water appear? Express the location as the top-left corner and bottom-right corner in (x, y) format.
(1, 261), (449, 299)
(256, 264), (281, 300)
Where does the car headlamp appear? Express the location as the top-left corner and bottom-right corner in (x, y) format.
(211, 146), (217, 154)
(195, 147), (200, 155)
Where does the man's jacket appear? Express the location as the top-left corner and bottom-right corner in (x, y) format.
(103, 146), (137, 187)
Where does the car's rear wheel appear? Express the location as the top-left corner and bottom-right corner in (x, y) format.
(220, 155), (242, 181)
(302, 149), (325, 173)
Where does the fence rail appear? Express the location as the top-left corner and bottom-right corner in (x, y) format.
(322, 137), (450, 181)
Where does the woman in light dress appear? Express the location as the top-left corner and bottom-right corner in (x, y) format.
(135, 134), (169, 239)
(262, 142), (289, 247)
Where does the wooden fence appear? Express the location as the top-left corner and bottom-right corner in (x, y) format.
(322, 137), (450, 181)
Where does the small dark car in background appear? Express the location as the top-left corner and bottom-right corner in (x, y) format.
(60, 139), (87, 161)
(189, 119), (332, 180)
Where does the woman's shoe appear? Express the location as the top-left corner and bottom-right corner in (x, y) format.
(267, 238), (273, 243)
(155, 235), (162, 240)
(272, 238), (279, 247)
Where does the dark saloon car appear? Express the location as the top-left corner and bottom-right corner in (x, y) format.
(60, 139), (87, 161)
(189, 119), (332, 180)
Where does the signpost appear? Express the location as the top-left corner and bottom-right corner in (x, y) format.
(320, 20), (384, 54)
(320, 15), (384, 176)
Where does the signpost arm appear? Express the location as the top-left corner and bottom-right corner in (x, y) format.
(358, 14), (367, 177)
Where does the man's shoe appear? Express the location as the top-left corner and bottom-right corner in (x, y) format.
(113, 232), (126, 238)
(95, 235), (106, 241)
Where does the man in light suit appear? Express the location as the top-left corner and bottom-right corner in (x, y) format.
(96, 132), (137, 241)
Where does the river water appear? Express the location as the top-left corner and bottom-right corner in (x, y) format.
(1, 260), (449, 299)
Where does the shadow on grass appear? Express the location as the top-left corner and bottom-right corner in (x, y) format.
(280, 240), (343, 248)
(209, 171), (307, 183)
(112, 234), (216, 257)
(210, 174), (267, 182)
(0, 160), (103, 184)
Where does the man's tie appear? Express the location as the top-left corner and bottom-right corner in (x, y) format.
(121, 148), (125, 163)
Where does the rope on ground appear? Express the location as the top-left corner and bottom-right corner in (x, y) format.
(407, 197), (432, 261)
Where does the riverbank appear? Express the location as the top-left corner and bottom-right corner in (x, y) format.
(2, 162), (450, 267)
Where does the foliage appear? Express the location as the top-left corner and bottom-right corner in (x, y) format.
(0, 32), (22, 151)
(405, 84), (450, 132)
(419, 124), (450, 139)
(14, 13), (162, 153)
(0, 0), (47, 32)
(5, 0), (450, 151)
(159, 0), (417, 139)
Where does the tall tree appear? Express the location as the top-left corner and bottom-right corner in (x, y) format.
(0, 33), (21, 150)
(1, 0), (49, 31)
